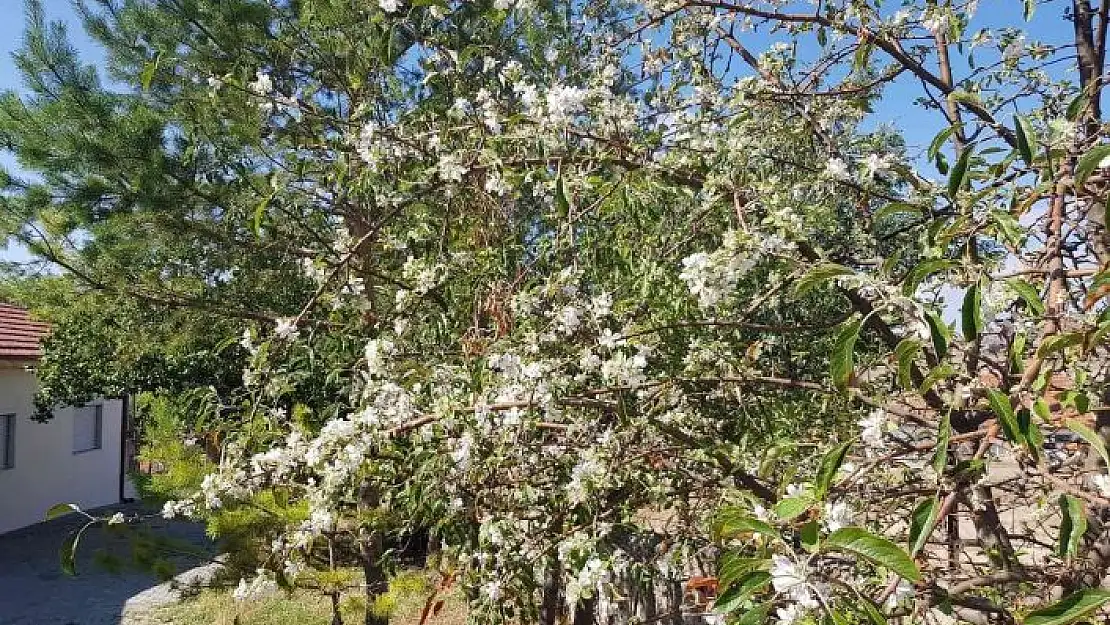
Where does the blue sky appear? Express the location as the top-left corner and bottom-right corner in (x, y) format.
(0, 1), (1087, 263)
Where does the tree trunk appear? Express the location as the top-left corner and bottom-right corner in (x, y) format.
(539, 556), (562, 625)
(358, 480), (389, 625)
(572, 596), (596, 625)
(971, 485), (1022, 572)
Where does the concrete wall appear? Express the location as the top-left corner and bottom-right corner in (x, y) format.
(0, 366), (124, 534)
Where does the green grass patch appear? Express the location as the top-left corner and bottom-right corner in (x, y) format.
(151, 569), (466, 625)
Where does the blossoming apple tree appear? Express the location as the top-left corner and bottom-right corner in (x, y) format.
(6, 0), (1110, 624)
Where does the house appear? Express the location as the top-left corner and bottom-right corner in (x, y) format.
(0, 303), (131, 534)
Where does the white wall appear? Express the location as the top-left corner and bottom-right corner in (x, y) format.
(0, 367), (124, 534)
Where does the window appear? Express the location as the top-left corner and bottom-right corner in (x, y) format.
(1, 414), (13, 469)
(73, 405), (103, 453)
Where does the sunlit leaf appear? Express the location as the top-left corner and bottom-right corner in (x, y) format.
(1057, 494), (1087, 560)
(1074, 144), (1110, 190)
(1065, 419), (1110, 469)
(1024, 589), (1110, 625)
(961, 283), (982, 341)
(948, 148), (971, 197)
(831, 318), (863, 393)
(824, 527), (920, 581)
(713, 571), (771, 613)
(987, 389), (1023, 446)
(815, 440), (852, 500)
(908, 496), (939, 556)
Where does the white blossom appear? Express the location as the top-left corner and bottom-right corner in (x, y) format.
(863, 153), (892, 178)
(770, 555), (807, 595)
(482, 579), (503, 601)
(546, 84), (589, 124)
(859, 409), (887, 446)
(1093, 474), (1110, 497)
(437, 153), (468, 182)
(775, 603), (804, 625)
(232, 571), (279, 603)
(247, 70), (273, 95)
(273, 317), (298, 340)
(822, 501), (853, 533)
(885, 579), (915, 610)
(825, 157), (850, 180)
(921, 10), (950, 36)
(679, 231), (756, 309)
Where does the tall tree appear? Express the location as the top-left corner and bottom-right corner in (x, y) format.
(7, 1), (1110, 625)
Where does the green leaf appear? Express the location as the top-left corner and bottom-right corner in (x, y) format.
(831, 318), (863, 392)
(713, 507), (778, 541)
(1034, 398), (1051, 421)
(713, 571), (771, 613)
(1074, 144), (1110, 190)
(872, 202), (926, 225)
(1065, 419), (1110, 469)
(60, 531), (78, 576)
(774, 496), (813, 521)
(902, 259), (958, 297)
(925, 309), (951, 359)
(253, 193), (273, 236)
(1019, 409), (1044, 460)
(45, 503), (81, 521)
(140, 51), (162, 92)
(935, 151), (949, 175)
(795, 263), (854, 297)
(718, 552), (765, 589)
(961, 283), (983, 341)
(1014, 115), (1036, 165)
(895, 339), (922, 390)
(824, 527), (921, 581)
(919, 364), (955, 395)
(1008, 279), (1045, 316)
(948, 148), (971, 197)
(1024, 589), (1110, 625)
(987, 389), (1024, 446)
(59, 522), (93, 576)
(931, 411), (951, 477)
(853, 41), (873, 71)
(816, 440), (852, 500)
(1023, 0), (1035, 20)
(928, 126), (959, 161)
(908, 497), (940, 556)
(993, 210), (1025, 248)
(1037, 332), (1085, 358)
(1057, 494), (1087, 559)
(1011, 331), (1028, 372)
(948, 90), (983, 108)
(1066, 93), (1087, 122)
(800, 519), (820, 552)
(555, 175), (571, 216)
(859, 599), (889, 625)
(733, 601), (773, 625)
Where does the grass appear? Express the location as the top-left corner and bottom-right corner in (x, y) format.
(151, 569), (467, 625)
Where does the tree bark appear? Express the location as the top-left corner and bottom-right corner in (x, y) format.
(539, 556), (562, 625)
(358, 480), (389, 625)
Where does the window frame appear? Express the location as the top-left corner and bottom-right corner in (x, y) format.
(1, 413), (13, 469)
(72, 404), (103, 454)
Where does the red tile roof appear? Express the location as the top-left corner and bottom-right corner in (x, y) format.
(0, 304), (48, 361)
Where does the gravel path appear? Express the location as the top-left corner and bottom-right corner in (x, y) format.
(0, 503), (217, 625)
